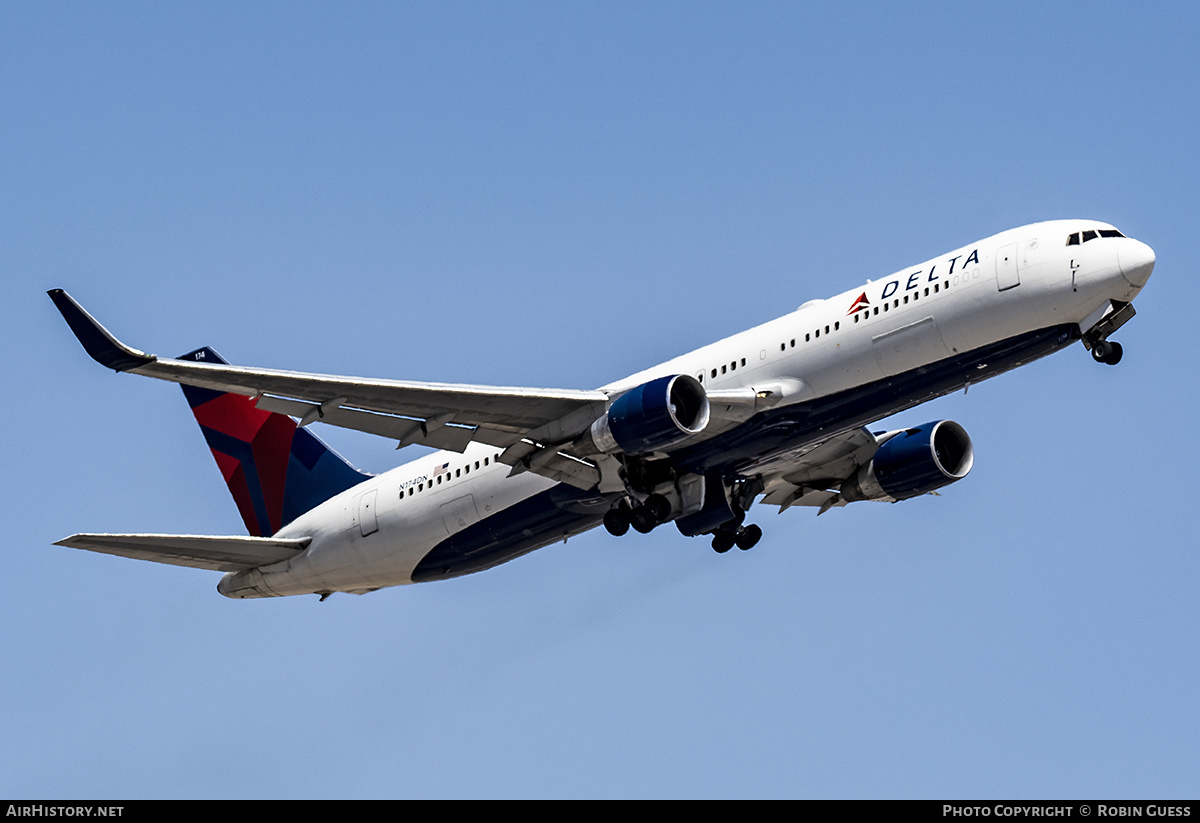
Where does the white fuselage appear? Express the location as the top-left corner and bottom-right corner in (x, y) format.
(218, 220), (1154, 598)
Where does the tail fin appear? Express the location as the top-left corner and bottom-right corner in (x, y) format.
(178, 347), (371, 537)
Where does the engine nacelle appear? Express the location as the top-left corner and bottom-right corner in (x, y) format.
(842, 420), (974, 502)
(588, 374), (710, 455)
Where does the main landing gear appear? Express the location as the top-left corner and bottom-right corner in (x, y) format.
(602, 494), (764, 553)
(603, 494), (672, 537)
(1091, 339), (1124, 366)
(710, 522), (762, 553)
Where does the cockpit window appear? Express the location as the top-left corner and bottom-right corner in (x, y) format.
(1067, 228), (1127, 245)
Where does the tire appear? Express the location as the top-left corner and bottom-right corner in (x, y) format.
(644, 493), (672, 522)
(711, 532), (735, 553)
(630, 507), (657, 534)
(735, 524), (763, 551)
(604, 508), (630, 537)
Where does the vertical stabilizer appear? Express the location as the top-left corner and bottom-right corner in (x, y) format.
(178, 347), (371, 536)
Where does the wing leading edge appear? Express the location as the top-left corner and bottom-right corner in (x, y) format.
(48, 290), (610, 476)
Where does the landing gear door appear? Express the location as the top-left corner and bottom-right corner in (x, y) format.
(996, 242), (1020, 291)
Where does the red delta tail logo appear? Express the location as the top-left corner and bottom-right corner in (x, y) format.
(847, 292), (870, 315)
(178, 347), (370, 537)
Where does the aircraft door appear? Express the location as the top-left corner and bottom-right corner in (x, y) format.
(996, 242), (1020, 291)
(358, 489), (379, 537)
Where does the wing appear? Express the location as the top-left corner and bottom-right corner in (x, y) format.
(53, 534), (313, 572)
(758, 427), (879, 513)
(49, 289), (611, 488)
(757, 420), (974, 513)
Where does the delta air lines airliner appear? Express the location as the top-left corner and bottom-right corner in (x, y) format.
(49, 219), (1155, 599)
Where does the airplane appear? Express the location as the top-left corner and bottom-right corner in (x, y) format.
(48, 219), (1155, 599)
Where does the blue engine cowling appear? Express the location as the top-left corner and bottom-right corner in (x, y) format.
(589, 374), (710, 455)
(843, 420), (974, 502)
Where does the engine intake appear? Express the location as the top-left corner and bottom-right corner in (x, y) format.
(842, 420), (974, 502)
(589, 374), (710, 455)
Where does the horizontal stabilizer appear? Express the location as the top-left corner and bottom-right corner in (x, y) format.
(53, 533), (312, 572)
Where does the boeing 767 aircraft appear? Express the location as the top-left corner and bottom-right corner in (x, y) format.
(49, 219), (1155, 599)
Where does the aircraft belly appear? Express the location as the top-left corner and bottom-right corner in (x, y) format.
(410, 483), (616, 583)
(673, 323), (1079, 475)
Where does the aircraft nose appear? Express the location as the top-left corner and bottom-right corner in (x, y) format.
(1119, 239), (1155, 287)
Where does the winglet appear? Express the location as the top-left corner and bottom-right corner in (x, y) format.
(47, 289), (156, 371)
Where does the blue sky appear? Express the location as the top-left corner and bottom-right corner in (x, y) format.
(2, 1), (1196, 799)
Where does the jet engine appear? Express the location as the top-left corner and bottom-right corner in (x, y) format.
(587, 374), (710, 455)
(841, 420), (974, 502)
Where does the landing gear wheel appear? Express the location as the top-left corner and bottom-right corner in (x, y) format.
(603, 507), (630, 537)
(735, 524), (762, 551)
(1092, 339), (1123, 365)
(630, 507), (658, 534)
(711, 532), (736, 553)
(644, 493), (672, 522)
